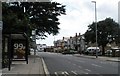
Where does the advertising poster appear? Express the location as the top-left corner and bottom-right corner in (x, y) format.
(13, 41), (26, 59)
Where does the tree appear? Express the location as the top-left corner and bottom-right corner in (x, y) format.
(2, 2), (66, 38)
(2, 2), (33, 37)
(84, 18), (120, 55)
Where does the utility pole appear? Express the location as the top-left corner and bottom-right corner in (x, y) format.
(92, 1), (98, 58)
(118, 1), (120, 48)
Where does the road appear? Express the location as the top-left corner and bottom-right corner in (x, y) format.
(38, 52), (118, 76)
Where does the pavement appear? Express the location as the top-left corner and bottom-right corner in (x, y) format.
(73, 54), (120, 62)
(2, 54), (45, 76)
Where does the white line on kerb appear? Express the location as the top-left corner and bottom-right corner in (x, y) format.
(41, 58), (50, 76)
(92, 64), (102, 67)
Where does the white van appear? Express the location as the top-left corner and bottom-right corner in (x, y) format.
(85, 47), (101, 55)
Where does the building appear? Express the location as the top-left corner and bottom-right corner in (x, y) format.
(53, 33), (86, 53)
(54, 39), (64, 53)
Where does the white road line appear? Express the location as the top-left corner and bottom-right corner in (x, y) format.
(0, 70), (2, 76)
(85, 69), (91, 72)
(64, 71), (69, 75)
(73, 64), (76, 66)
(54, 72), (57, 74)
(54, 72), (58, 76)
(92, 64), (102, 67)
(71, 71), (78, 75)
(80, 70), (89, 74)
(62, 72), (65, 74)
(78, 66), (82, 68)
(84, 72), (89, 74)
(41, 58), (50, 76)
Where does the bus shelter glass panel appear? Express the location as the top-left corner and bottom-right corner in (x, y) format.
(12, 40), (26, 59)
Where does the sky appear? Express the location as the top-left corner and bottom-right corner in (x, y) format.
(36, 0), (120, 46)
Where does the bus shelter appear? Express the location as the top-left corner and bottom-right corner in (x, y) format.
(2, 33), (29, 70)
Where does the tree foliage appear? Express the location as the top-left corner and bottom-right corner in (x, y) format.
(2, 2), (66, 38)
(84, 18), (120, 55)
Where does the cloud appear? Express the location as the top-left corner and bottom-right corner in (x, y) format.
(37, 0), (120, 46)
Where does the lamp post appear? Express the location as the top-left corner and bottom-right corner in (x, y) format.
(32, 29), (37, 62)
(92, 1), (98, 58)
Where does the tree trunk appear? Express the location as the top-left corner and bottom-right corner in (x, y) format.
(112, 50), (115, 57)
(102, 45), (105, 56)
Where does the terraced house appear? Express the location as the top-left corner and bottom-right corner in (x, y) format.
(54, 33), (86, 54)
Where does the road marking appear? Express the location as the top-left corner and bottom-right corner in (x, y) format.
(41, 58), (50, 76)
(73, 64), (77, 66)
(78, 66), (82, 68)
(71, 71), (78, 75)
(54, 72), (58, 76)
(64, 71), (69, 75)
(84, 72), (89, 74)
(0, 70), (2, 76)
(92, 64), (102, 67)
(62, 72), (65, 74)
(85, 69), (91, 72)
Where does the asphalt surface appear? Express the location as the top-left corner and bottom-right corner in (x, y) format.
(38, 52), (119, 76)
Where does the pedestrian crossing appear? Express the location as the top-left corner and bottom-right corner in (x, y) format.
(0, 70), (2, 76)
(51, 70), (90, 76)
(49, 71), (106, 76)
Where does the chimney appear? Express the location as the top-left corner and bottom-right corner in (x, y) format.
(79, 33), (81, 36)
(63, 37), (64, 40)
(75, 33), (77, 37)
(70, 36), (72, 39)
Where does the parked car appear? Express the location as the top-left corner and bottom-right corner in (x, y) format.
(105, 50), (112, 56)
(105, 48), (120, 57)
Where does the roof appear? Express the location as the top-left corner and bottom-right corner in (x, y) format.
(11, 33), (28, 39)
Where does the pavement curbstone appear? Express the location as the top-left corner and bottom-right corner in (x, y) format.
(74, 54), (120, 62)
(106, 59), (120, 62)
(41, 58), (50, 76)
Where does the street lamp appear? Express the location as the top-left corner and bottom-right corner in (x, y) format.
(32, 29), (37, 62)
(92, 1), (98, 58)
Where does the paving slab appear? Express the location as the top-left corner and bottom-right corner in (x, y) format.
(2, 55), (45, 76)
